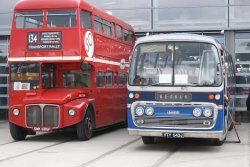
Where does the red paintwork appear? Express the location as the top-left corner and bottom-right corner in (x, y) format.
(9, 0), (135, 131)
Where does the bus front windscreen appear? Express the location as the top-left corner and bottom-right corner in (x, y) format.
(10, 63), (40, 90)
(129, 42), (222, 87)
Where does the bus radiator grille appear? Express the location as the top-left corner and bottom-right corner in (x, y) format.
(26, 105), (59, 128)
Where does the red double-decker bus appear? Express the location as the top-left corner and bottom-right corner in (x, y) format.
(8, 0), (135, 141)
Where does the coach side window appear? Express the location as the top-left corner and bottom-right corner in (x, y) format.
(81, 10), (92, 29)
(94, 16), (102, 33)
(116, 25), (123, 40)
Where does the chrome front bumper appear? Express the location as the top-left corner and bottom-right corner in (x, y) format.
(128, 128), (225, 141)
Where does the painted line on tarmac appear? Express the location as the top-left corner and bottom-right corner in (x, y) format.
(151, 142), (184, 167)
(0, 138), (74, 162)
(0, 141), (16, 146)
(78, 137), (141, 167)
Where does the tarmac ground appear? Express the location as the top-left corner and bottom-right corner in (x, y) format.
(0, 121), (249, 167)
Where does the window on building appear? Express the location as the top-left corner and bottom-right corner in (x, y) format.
(0, 77), (7, 84)
(106, 71), (112, 87)
(47, 10), (76, 28)
(96, 71), (105, 87)
(94, 16), (103, 33)
(116, 25), (123, 40)
(16, 11), (43, 28)
(81, 10), (92, 29)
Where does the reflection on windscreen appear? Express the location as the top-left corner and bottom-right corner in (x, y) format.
(11, 63), (40, 81)
(15, 11), (43, 28)
(129, 42), (222, 87)
(47, 10), (76, 28)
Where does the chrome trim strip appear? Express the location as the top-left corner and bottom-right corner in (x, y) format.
(217, 105), (224, 110)
(130, 101), (218, 130)
(127, 104), (132, 108)
(8, 56), (82, 62)
(128, 129), (225, 140)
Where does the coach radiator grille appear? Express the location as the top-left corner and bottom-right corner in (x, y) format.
(26, 105), (59, 128)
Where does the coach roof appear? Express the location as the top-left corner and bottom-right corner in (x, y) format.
(135, 33), (222, 49)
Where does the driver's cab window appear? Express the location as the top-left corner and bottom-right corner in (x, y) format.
(42, 64), (55, 89)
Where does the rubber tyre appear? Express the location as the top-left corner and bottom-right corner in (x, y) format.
(9, 122), (27, 141)
(76, 109), (94, 141)
(213, 138), (225, 146)
(142, 136), (155, 144)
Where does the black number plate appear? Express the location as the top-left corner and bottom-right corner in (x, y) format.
(162, 133), (184, 138)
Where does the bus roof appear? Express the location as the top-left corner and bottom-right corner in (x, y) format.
(14, 0), (133, 31)
(135, 33), (223, 49)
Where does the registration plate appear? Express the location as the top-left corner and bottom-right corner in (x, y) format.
(162, 132), (184, 138)
(33, 127), (52, 132)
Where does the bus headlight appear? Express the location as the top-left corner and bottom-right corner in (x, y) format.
(203, 108), (212, 117)
(135, 107), (144, 116)
(145, 107), (154, 116)
(68, 109), (76, 116)
(193, 108), (202, 117)
(13, 109), (20, 116)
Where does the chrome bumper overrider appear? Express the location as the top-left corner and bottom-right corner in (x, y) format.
(128, 128), (225, 140)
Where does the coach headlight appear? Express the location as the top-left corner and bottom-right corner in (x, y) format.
(13, 109), (20, 116)
(135, 107), (144, 116)
(203, 108), (212, 117)
(68, 109), (76, 116)
(145, 107), (154, 116)
(193, 108), (202, 117)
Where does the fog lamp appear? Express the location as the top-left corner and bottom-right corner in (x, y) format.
(203, 108), (212, 117)
(145, 107), (154, 116)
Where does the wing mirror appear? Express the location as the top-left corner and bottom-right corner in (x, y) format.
(120, 59), (129, 70)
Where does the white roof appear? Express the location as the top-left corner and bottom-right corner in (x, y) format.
(135, 33), (222, 48)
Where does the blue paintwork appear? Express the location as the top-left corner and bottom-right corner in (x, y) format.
(127, 91), (226, 132)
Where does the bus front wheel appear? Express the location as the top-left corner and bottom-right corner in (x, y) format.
(76, 109), (94, 141)
(142, 136), (155, 144)
(9, 122), (27, 141)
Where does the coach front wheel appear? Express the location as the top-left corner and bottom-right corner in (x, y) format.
(142, 136), (155, 144)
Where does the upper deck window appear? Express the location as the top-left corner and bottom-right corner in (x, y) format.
(116, 25), (123, 40)
(81, 10), (92, 29)
(47, 10), (76, 28)
(124, 29), (129, 42)
(15, 11), (43, 28)
(103, 20), (111, 36)
(94, 16), (102, 33)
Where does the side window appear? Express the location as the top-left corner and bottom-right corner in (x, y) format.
(124, 29), (129, 42)
(81, 10), (92, 29)
(47, 10), (76, 27)
(114, 72), (118, 87)
(118, 73), (126, 87)
(129, 32), (135, 44)
(111, 23), (115, 38)
(106, 71), (112, 87)
(42, 64), (54, 89)
(96, 71), (105, 87)
(116, 25), (123, 40)
(94, 16), (102, 33)
(103, 20), (111, 36)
